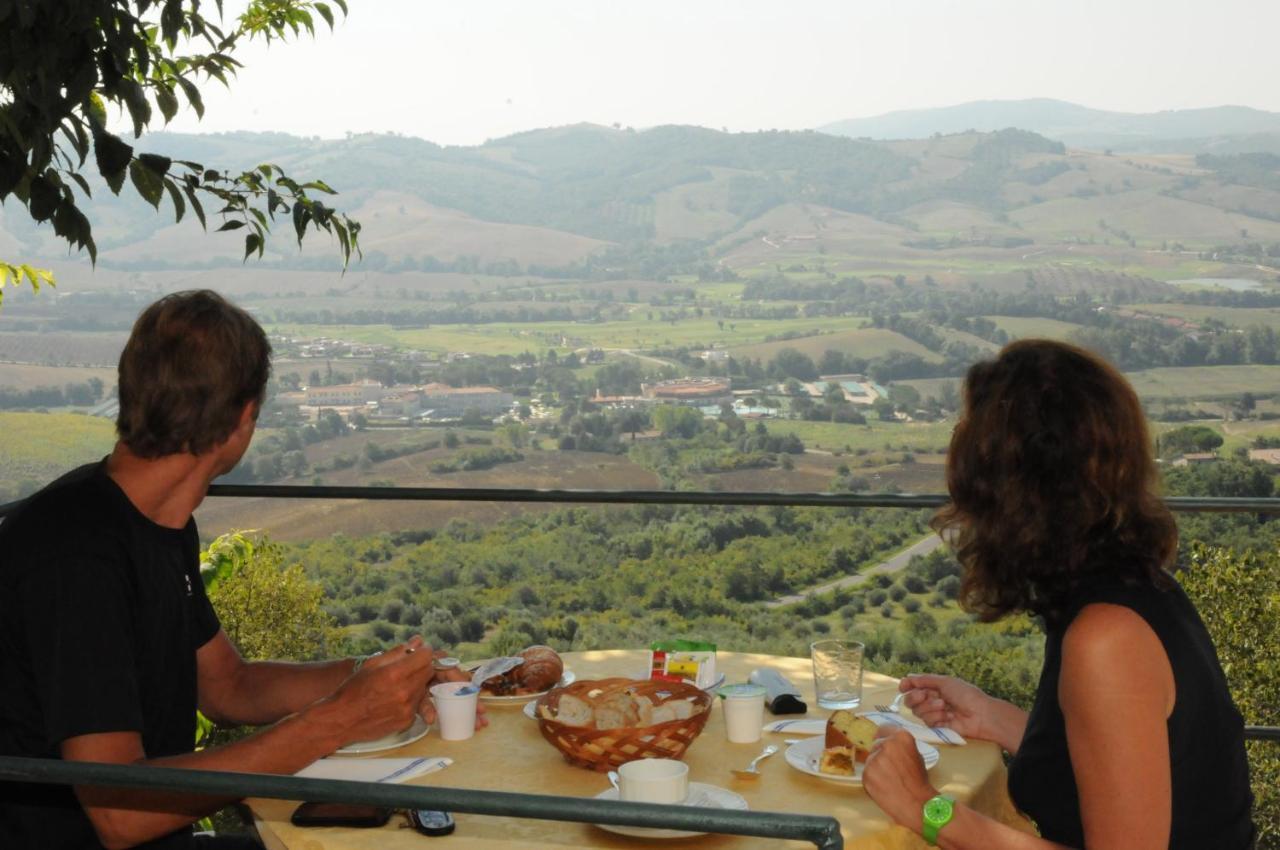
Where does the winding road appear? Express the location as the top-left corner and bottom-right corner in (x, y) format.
(764, 532), (946, 609)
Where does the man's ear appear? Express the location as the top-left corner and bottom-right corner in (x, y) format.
(238, 401), (260, 429)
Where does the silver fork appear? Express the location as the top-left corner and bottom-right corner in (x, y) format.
(874, 692), (907, 714)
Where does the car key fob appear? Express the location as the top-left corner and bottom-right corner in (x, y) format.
(408, 809), (456, 836)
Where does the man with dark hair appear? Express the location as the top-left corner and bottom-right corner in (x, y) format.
(0, 291), (467, 850)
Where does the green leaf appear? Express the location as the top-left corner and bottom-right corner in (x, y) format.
(302, 180), (336, 194)
(85, 93), (108, 128)
(291, 201), (310, 245)
(27, 175), (59, 221)
(183, 184), (207, 229)
(315, 2), (334, 29)
(217, 219), (246, 231)
(244, 232), (262, 260)
(67, 172), (93, 198)
(118, 78), (152, 137)
(156, 84), (179, 123)
(138, 153), (172, 176)
(128, 160), (165, 208)
(175, 75), (205, 119)
(92, 128), (134, 194)
(163, 177), (185, 223)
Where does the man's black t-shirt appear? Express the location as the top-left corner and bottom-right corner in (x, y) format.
(0, 461), (222, 850)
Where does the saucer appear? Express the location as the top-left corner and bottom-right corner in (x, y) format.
(592, 782), (748, 839)
(334, 715), (429, 756)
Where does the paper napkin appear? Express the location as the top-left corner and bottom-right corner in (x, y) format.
(764, 714), (966, 746)
(295, 757), (452, 784)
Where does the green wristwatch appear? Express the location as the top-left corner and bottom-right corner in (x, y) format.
(922, 794), (954, 845)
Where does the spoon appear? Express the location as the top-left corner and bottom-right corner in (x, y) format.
(608, 770), (620, 792)
(731, 744), (778, 779)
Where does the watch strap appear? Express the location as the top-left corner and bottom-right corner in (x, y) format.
(921, 794), (954, 845)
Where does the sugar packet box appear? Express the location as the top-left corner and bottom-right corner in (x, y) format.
(649, 640), (717, 690)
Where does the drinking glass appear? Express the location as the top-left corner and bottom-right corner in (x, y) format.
(810, 639), (864, 710)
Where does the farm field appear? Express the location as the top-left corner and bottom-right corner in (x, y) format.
(1128, 303), (1280, 331)
(729, 327), (940, 363)
(267, 314), (880, 357)
(195, 446), (660, 542)
(986, 315), (1087, 339)
(0, 363), (117, 391)
(0, 412), (115, 496)
(0, 332), (127, 366)
(1123, 365), (1280, 400)
(766, 418), (955, 454)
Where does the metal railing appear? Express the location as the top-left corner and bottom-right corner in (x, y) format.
(1, 482), (1275, 845)
(0, 756), (843, 849)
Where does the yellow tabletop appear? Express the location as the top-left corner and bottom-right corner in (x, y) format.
(248, 650), (1032, 850)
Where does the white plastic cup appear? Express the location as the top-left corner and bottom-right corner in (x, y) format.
(430, 681), (479, 741)
(617, 758), (689, 804)
(719, 683), (766, 744)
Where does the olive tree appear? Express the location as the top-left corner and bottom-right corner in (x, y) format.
(0, 0), (361, 303)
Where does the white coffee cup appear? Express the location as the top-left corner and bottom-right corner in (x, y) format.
(617, 758), (689, 804)
(719, 683), (766, 744)
(429, 681), (479, 741)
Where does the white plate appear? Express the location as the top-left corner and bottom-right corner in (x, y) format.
(334, 715), (430, 756)
(784, 735), (939, 784)
(592, 782), (748, 839)
(463, 661), (576, 703)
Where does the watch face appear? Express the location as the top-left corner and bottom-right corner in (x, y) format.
(924, 796), (954, 822)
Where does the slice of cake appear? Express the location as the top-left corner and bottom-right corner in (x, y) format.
(818, 711), (878, 776)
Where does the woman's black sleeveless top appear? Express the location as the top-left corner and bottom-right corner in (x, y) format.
(1006, 576), (1255, 848)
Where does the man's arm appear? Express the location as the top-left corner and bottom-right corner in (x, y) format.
(67, 641), (434, 850)
(196, 630), (357, 725)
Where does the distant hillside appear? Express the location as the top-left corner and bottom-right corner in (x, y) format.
(819, 98), (1280, 151)
(4, 122), (1280, 282)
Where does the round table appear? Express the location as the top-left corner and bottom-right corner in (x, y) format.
(247, 650), (1033, 849)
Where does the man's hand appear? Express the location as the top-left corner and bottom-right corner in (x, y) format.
(328, 637), (435, 745)
(417, 654), (488, 729)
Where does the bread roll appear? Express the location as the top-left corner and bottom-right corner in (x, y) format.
(517, 645), (564, 692)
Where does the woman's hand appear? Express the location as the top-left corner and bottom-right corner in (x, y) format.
(898, 673), (995, 741)
(862, 728), (937, 832)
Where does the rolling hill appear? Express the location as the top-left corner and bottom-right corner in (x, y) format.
(819, 98), (1280, 152)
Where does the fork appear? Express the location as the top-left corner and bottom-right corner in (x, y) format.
(874, 692), (907, 714)
(730, 744), (778, 779)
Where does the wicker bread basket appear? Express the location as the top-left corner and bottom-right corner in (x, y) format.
(534, 677), (713, 771)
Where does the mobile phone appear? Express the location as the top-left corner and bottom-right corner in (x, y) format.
(407, 809), (456, 836)
(291, 802), (393, 828)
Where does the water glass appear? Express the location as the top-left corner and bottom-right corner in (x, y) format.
(810, 639), (864, 710)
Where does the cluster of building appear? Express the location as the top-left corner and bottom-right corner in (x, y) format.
(275, 380), (514, 422)
(587, 374), (889, 420)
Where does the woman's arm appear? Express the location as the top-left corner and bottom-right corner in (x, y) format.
(867, 602), (1176, 850)
(1059, 603), (1175, 850)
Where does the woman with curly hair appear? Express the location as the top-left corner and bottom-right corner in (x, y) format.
(862, 339), (1255, 849)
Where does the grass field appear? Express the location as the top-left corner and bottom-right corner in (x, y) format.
(0, 363), (117, 391)
(729, 327), (941, 363)
(1124, 365), (1280, 400)
(267, 314), (882, 358)
(987, 316), (1087, 339)
(1128, 303), (1280, 332)
(0, 412), (115, 492)
(766, 418), (956, 454)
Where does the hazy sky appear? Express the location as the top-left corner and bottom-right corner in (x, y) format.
(159, 0), (1280, 146)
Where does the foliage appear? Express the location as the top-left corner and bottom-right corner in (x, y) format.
(1180, 544), (1280, 847)
(1158, 424), (1224, 458)
(0, 0), (361, 296)
(201, 531), (341, 662)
